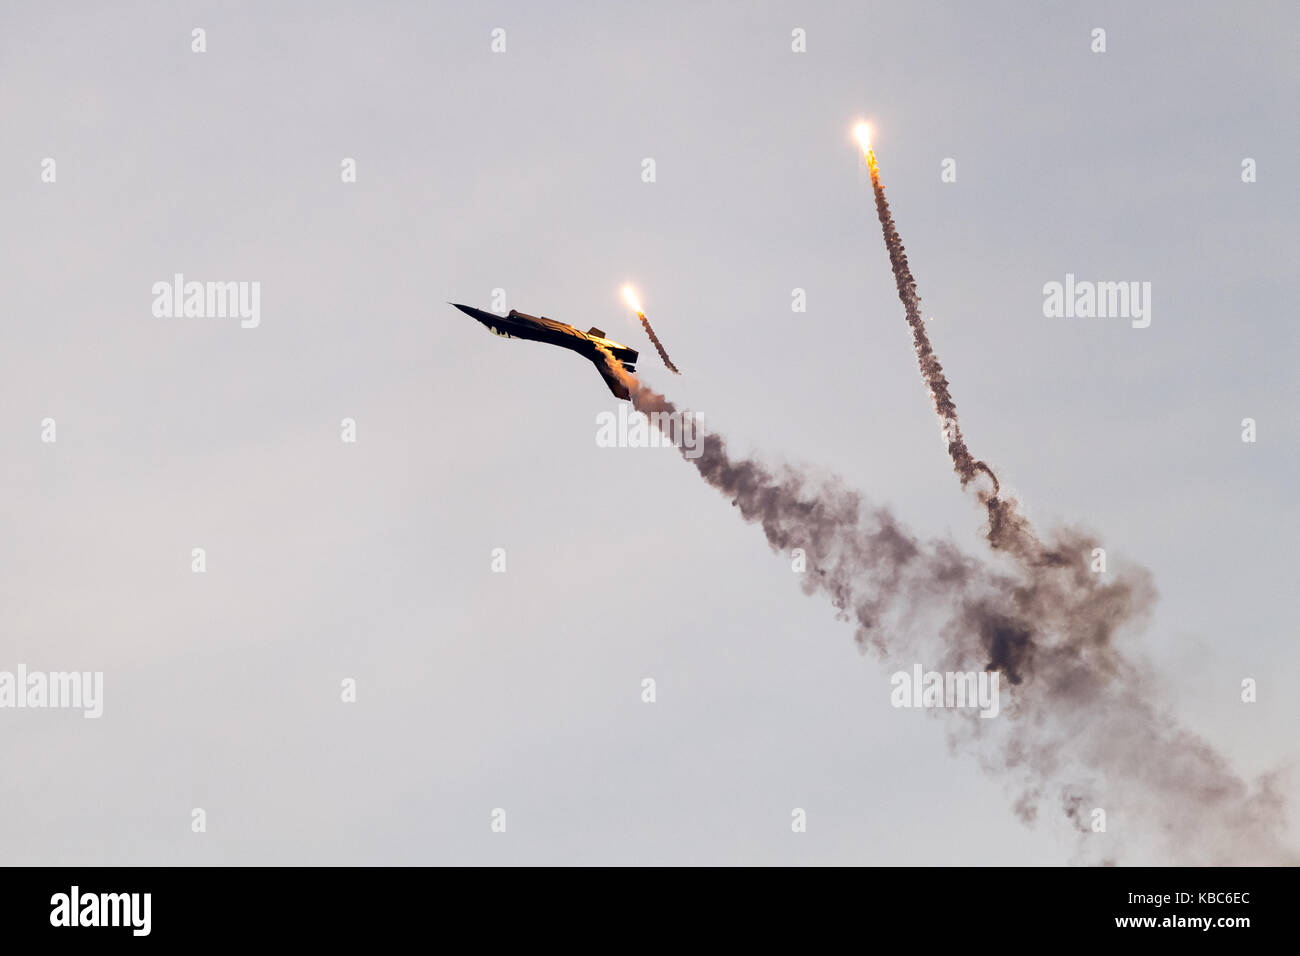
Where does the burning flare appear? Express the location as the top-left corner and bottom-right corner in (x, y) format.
(853, 122), (872, 155)
(621, 284), (681, 375)
(621, 285), (643, 315)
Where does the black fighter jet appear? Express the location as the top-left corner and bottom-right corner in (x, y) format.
(451, 303), (639, 400)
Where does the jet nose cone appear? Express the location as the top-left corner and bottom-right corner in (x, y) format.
(451, 302), (501, 324)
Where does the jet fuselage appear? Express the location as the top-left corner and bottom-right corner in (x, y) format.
(452, 303), (639, 399)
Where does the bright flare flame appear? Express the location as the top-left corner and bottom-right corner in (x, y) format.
(853, 122), (872, 154)
(622, 284), (643, 315)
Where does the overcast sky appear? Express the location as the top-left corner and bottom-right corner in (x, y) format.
(1, 0), (1296, 864)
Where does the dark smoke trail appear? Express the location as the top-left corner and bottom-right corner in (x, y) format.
(865, 150), (1055, 561)
(855, 150), (1288, 858)
(597, 347), (1292, 864)
(636, 310), (681, 374)
(866, 152), (993, 492)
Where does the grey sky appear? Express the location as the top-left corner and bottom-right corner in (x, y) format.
(1, 0), (1296, 864)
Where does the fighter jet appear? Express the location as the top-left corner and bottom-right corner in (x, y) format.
(451, 303), (639, 400)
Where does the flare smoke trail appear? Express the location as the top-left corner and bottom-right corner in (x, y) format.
(866, 149), (995, 492)
(863, 152), (988, 487)
(622, 286), (681, 374)
(864, 148), (1066, 561)
(636, 310), (681, 374)
(594, 347), (1291, 863)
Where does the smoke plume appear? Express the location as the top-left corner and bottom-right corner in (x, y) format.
(583, 147), (1292, 863)
(865, 153), (994, 490)
(862, 151), (1052, 559)
(596, 341), (1290, 863)
(635, 310), (682, 374)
